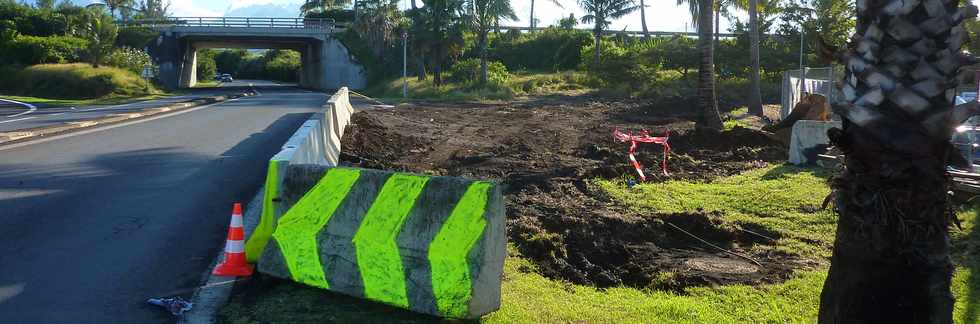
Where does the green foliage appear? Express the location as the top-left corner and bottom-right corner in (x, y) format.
(115, 27), (157, 49)
(0, 63), (156, 99)
(305, 8), (354, 23)
(78, 10), (118, 67)
(447, 58), (510, 86)
(105, 46), (151, 73)
(214, 49), (247, 75)
(490, 27), (592, 71)
(196, 49), (217, 81)
(580, 40), (662, 91)
(263, 50), (301, 82)
(2, 34), (87, 65)
(0, 0), (66, 37)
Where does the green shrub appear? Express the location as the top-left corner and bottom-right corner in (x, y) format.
(490, 27), (592, 71)
(580, 41), (661, 91)
(264, 50), (301, 82)
(3, 35), (87, 65)
(448, 58), (510, 86)
(0, 63), (156, 99)
(196, 49), (217, 81)
(115, 27), (157, 49)
(105, 46), (151, 73)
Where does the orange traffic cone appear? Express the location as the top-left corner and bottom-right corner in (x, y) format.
(213, 203), (253, 277)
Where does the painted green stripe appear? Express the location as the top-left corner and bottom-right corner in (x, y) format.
(273, 168), (361, 288)
(428, 182), (491, 318)
(353, 174), (429, 308)
(245, 159), (283, 263)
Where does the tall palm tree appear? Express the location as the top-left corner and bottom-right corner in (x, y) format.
(579, 0), (639, 67)
(529, 0), (563, 31)
(80, 9), (118, 67)
(818, 0), (976, 322)
(354, 0), (401, 58)
(638, 0), (648, 39)
(470, 0), (517, 84)
(746, 0), (762, 116)
(679, 0), (723, 129)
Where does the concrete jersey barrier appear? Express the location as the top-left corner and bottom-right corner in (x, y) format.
(245, 87), (354, 262)
(258, 165), (506, 319)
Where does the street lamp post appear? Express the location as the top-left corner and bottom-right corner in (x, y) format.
(402, 31), (408, 98)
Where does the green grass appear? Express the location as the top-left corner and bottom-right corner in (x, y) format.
(193, 80), (220, 88)
(596, 165), (838, 258)
(0, 93), (170, 108)
(366, 72), (591, 102)
(218, 165), (980, 323)
(0, 63), (161, 100)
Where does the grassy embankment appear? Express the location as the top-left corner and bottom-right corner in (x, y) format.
(218, 165), (980, 323)
(0, 63), (165, 107)
(366, 71), (592, 102)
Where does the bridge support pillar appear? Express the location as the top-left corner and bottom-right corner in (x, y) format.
(179, 45), (198, 88)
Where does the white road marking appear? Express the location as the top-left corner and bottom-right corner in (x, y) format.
(0, 117), (35, 124)
(0, 98), (37, 118)
(50, 113), (64, 116)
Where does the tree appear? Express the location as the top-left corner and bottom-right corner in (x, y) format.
(353, 0), (400, 58)
(79, 9), (117, 68)
(746, 0), (762, 116)
(415, 0), (466, 86)
(36, 0), (55, 10)
(136, 0), (170, 20)
(97, 0), (134, 19)
(818, 1), (976, 323)
(638, 0), (648, 39)
(529, 0), (562, 31)
(578, 0), (638, 67)
(301, 0), (351, 16)
(679, 0), (723, 129)
(470, 0), (517, 84)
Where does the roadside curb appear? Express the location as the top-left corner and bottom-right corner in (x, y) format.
(0, 92), (256, 146)
(180, 187), (264, 324)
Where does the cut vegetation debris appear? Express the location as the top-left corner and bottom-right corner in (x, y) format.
(220, 97), (980, 323)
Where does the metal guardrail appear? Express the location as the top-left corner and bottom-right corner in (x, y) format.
(120, 17), (337, 29)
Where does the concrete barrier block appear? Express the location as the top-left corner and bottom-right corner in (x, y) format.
(789, 120), (842, 165)
(258, 165), (506, 319)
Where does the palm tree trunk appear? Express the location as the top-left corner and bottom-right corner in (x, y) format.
(529, 0), (535, 31)
(698, 0), (723, 130)
(640, 0), (649, 40)
(417, 49), (426, 81)
(593, 29), (601, 68)
(479, 30), (488, 84)
(714, 7), (719, 48)
(747, 0), (763, 116)
(411, 0), (417, 10)
(817, 1), (974, 322)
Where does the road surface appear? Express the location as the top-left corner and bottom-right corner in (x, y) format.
(0, 80), (278, 133)
(0, 83), (327, 322)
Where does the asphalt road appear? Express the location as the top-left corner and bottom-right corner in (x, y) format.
(0, 80), (281, 133)
(0, 83), (327, 322)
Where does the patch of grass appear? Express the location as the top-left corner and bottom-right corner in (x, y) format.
(0, 93), (169, 108)
(596, 164), (838, 258)
(366, 72), (592, 102)
(0, 63), (161, 100)
(193, 80), (220, 88)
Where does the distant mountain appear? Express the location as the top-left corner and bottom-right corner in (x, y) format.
(225, 3), (302, 18)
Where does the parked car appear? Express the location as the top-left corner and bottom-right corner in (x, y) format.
(220, 74), (233, 82)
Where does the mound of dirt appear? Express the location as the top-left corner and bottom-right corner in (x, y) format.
(340, 98), (809, 290)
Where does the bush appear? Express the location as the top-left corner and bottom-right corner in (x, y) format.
(580, 41), (660, 91)
(196, 49), (216, 81)
(448, 58), (510, 86)
(490, 27), (592, 71)
(0, 63), (155, 99)
(115, 27), (157, 49)
(2, 35), (87, 65)
(264, 50), (300, 82)
(105, 46), (151, 73)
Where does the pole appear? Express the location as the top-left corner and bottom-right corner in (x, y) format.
(402, 31), (408, 98)
(799, 25), (806, 94)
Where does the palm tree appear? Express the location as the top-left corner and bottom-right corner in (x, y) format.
(353, 0), (401, 58)
(679, 0), (723, 129)
(746, 0), (762, 116)
(638, 0), (648, 39)
(80, 9), (118, 67)
(470, 0), (517, 84)
(579, 0), (639, 67)
(818, 0), (975, 322)
(529, 0), (563, 31)
(417, 0), (467, 86)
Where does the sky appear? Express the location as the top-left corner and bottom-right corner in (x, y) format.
(56, 0), (743, 33)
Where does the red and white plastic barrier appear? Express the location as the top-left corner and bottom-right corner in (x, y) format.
(613, 129), (670, 181)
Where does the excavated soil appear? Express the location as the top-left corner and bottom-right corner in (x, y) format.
(340, 97), (811, 290)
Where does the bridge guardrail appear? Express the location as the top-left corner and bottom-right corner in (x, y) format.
(120, 17), (338, 29)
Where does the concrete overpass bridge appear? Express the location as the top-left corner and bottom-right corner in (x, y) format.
(132, 17), (367, 91)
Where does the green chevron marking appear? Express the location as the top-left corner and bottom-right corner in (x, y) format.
(428, 182), (491, 318)
(273, 168), (361, 289)
(353, 173), (429, 308)
(245, 159), (283, 263)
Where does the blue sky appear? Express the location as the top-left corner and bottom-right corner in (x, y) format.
(54, 0), (741, 32)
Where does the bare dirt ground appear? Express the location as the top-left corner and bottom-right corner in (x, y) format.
(340, 95), (810, 290)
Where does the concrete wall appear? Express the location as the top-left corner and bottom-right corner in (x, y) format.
(148, 27), (367, 91)
(789, 120), (842, 165)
